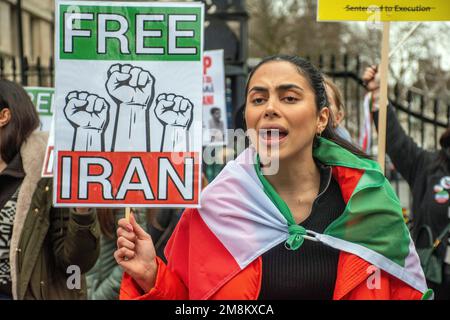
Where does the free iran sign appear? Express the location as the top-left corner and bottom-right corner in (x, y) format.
(54, 1), (204, 207)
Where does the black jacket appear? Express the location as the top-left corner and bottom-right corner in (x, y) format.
(374, 105), (449, 263)
(4, 132), (100, 299)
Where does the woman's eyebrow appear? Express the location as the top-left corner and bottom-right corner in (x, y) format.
(248, 86), (268, 94)
(277, 84), (304, 92)
(248, 84), (303, 94)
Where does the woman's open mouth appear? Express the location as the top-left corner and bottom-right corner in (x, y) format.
(258, 125), (289, 145)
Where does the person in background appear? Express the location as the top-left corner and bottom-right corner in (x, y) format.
(323, 76), (352, 143)
(87, 208), (180, 300)
(0, 79), (100, 300)
(209, 107), (225, 142)
(363, 65), (450, 300)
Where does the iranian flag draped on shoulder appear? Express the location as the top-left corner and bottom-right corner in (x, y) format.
(120, 138), (432, 300)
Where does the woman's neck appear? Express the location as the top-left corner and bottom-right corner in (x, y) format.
(262, 147), (320, 196)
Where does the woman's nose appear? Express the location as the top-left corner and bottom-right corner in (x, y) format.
(264, 99), (280, 118)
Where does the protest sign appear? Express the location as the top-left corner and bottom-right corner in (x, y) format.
(202, 50), (228, 146)
(54, 0), (204, 207)
(317, 0), (450, 22)
(41, 116), (55, 177)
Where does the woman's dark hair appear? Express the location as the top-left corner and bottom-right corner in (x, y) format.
(0, 79), (40, 163)
(210, 107), (221, 115)
(245, 54), (369, 159)
(437, 127), (450, 170)
(440, 127), (450, 149)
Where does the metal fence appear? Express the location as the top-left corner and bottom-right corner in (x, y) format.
(0, 56), (54, 87)
(315, 54), (449, 150)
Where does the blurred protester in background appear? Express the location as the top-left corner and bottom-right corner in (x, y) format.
(87, 208), (180, 300)
(363, 65), (450, 299)
(0, 79), (99, 300)
(323, 76), (352, 143)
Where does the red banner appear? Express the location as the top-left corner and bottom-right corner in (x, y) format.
(56, 151), (200, 206)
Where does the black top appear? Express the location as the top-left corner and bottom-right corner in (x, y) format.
(0, 152), (25, 210)
(258, 162), (346, 300)
(0, 152), (25, 298)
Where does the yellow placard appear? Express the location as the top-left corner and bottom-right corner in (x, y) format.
(317, 0), (450, 21)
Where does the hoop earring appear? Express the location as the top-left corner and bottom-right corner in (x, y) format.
(316, 131), (322, 139)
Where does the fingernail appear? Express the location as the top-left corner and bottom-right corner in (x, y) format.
(127, 224), (133, 231)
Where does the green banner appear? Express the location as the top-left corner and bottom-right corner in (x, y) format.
(59, 5), (202, 61)
(25, 87), (54, 116)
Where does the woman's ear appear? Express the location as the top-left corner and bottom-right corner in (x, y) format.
(0, 108), (11, 128)
(317, 107), (330, 133)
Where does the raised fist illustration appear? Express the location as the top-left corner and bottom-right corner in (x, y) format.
(64, 91), (109, 130)
(106, 64), (155, 106)
(154, 93), (194, 129)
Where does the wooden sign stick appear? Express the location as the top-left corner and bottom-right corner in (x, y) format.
(125, 207), (131, 222)
(377, 21), (391, 174)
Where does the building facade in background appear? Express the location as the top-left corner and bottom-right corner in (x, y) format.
(0, 0), (53, 85)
